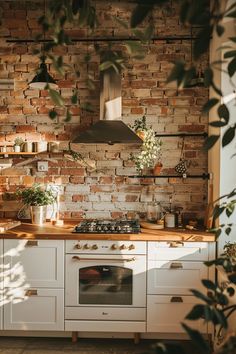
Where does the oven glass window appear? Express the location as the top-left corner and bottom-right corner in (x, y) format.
(79, 266), (132, 305)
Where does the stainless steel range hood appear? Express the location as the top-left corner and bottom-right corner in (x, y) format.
(73, 70), (142, 145)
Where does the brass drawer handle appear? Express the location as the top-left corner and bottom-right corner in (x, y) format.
(170, 262), (183, 269)
(168, 241), (184, 248)
(170, 296), (183, 303)
(25, 289), (38, 296)
(26, 240), (38, 247)
(72, 256), (136, 263)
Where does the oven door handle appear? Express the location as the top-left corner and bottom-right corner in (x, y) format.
(72, 256), (136, 262)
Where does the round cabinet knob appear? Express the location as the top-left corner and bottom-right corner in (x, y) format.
(75, 244), (82, 249)
(111, 244), (118, 250)
(91, 244), (98, 250)
(83, 243), (90, 250)
(119, 244), (127, 250)
(129, 244), (135, 250)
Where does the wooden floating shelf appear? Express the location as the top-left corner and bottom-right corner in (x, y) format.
(0, 152), (38, 155)
(128, 173), (210, 180)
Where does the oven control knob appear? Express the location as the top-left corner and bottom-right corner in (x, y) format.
(91, 244), (98, 250)
(75, 243), (82, 249)
(119, 244), (127, 250)
(111, 244), (118, 250)
(83, 243), (90, 250)
(129, 244), (135, 250)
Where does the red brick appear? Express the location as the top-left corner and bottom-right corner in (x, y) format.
(69, 177), (85, 184)
(72, 195), (84, 202)
(131, 107), (144, 114)
(16, 125), (36, 133)
(61, 168), (85, 176)
(99, 177), (113, 184)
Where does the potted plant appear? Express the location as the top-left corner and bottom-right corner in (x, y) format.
(13, 137), (24, 152)
(130, 115), (148, 141)
(16, 184), (56, 225)
(130, 127), (162, 174)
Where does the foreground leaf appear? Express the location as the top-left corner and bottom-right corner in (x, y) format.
(222, 126), (236, 147)
(202, 98), (219, 112)
(203, 135), (220, 150)
(131, 4), (153, 28)
(182, 323), (210, 354)
(49, 89), (64, 106)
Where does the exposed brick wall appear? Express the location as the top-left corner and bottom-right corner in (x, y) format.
(0, 0), (208, 223)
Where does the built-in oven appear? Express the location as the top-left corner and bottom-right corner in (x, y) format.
(65, 240), (146, 331)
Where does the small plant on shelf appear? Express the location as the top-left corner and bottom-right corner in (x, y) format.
(130, 120), (162, 174)
(13, 137), (24, 152)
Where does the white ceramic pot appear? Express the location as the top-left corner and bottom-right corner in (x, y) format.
(14, 145), (21, 152)
(30, 205), (47, 225)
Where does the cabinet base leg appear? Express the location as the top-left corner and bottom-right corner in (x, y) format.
(72, 331), (78, 343)
(134, 333), (140, 344)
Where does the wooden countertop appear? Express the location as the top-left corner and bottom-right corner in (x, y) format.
(0, 220), (215, 242)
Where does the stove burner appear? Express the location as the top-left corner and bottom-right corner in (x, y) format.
(73, 220), (140, 234)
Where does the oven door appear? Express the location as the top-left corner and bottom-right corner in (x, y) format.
(65, 254), (146, 307)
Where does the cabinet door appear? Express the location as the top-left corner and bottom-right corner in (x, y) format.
(4, 239), (64, 288)
(148, 260), (208, 295)
(147, 295), (207, 333)
(0, 239), (3, 330)
(4, 288), (64, 331)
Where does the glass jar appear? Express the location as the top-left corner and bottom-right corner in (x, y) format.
(165, 213), (175, 228)
(147, 203), (158, 222)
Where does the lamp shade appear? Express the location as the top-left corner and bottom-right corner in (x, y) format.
(29, 61), (58, 89)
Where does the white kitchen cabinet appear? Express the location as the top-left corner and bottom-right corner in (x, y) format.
(4, 288), (64, 330)
(4, 239), (64, 288)
(147, 241), (215, 335)
(3, 239), (64, 331)
(148, 260), (208, 295)
(147, 295), (207, 333)
(0, 239), (3, 330)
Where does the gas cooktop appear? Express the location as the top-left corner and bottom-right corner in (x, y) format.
(73, 220), (140, 234)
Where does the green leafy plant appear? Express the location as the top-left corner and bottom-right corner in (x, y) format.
(16, 184), (56, 206)
(130, 128), (162, 174)
(223, 242), (236, 265)
(130, 115), (148, 133)
(14, 137), (24, 147)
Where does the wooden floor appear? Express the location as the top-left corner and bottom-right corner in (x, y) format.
(0, 337), (198, 354)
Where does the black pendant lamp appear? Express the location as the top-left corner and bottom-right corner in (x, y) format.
(29, 56), (58, 90)
(29, 0), (58, 90)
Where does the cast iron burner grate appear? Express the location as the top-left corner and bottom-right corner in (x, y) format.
(73, 220), (140, 234)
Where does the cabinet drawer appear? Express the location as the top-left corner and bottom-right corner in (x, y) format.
(148, 260), (207, 295)
(4, 239), (64, 288)
(4, 288), (64, 331)
(147, 295), (207, 333)
(65, 307), (146, 321)
(148, 242), (209, 261)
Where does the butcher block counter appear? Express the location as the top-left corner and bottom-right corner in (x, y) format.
(0, 220), (215, 242)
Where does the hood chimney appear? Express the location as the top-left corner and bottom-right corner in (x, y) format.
(72, 69), (142, 145)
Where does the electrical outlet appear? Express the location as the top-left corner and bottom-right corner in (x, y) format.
(37, 161), (48, 172)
